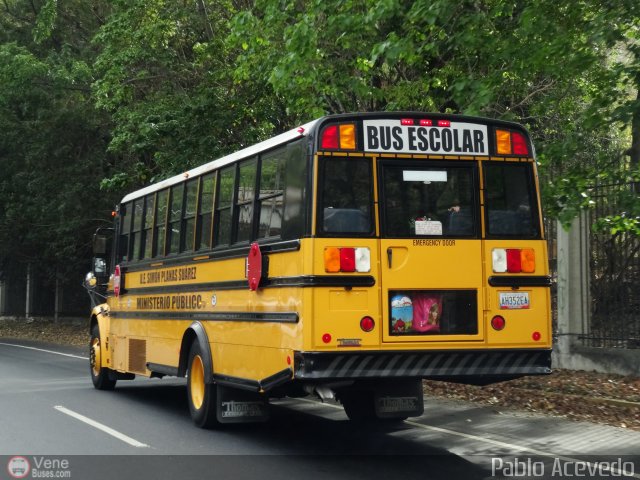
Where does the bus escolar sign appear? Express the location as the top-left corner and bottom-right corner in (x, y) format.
(363, 119), (488, 155)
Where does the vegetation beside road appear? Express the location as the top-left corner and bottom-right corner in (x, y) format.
(2, 317), (638, 431)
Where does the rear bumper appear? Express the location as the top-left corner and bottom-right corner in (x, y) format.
(294, 349), (551, 382)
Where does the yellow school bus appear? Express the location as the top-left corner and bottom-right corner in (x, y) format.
(85, 112), (552, 427)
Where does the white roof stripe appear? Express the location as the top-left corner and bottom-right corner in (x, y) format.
(121, 119), (319, 204)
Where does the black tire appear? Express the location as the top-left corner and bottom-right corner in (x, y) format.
(187, 340), (219, 428)
(341, 390), (377, 421)
(341, 390), (408, 423)
(90, 324), (117, 391)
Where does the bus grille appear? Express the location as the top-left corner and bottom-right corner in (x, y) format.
(128, 339), (147, 374)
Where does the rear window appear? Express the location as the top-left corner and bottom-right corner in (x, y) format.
(484, 163), (540, 238)
(318, 157), (374, 235)
(381, 163), (477, 238)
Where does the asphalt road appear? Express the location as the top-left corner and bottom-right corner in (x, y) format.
(1, 340), (639, 480)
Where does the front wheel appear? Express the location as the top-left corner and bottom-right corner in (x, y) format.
(90, 324), (116, 391)
(187, 340), (219, 428)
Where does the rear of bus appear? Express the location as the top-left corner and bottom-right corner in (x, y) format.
(297, 113), (551, 420)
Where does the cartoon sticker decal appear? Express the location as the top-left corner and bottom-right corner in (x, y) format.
(390, 292), (443, 335)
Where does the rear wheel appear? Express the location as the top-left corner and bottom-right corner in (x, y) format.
(90, 324), (116, 390)
(341, 390), (376, 421)
(187, 340), (219, 428)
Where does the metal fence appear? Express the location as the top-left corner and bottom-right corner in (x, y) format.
(582, 182), (640, 349)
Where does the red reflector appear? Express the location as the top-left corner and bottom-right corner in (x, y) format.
(437, 120), (451, 127)
(322, 333), (332, 344)
(532, 331), (541, 341)
(512, 132), (529, 155)
(340, 248), (356, 272)
(506, 249), (522, 273)
(360, 316), (375, 332)
(401, 118), (415, 125)
(420, 119), (433, 126)
(491, 315), (506, 331)
(321, 125), (339, 149)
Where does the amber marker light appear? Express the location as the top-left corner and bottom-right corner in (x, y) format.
(521, 248), (536, 273)
(496, 129), (512, 155)
(324, 247), (341, 273)
(339, 124), (356, 150)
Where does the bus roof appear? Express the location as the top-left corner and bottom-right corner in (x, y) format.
(121, 118), (320, 204)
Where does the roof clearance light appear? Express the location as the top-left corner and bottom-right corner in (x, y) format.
(354, 247), (371, 273)
(492, 248), (507, 273)
(321, 125), (339, 149)
(496, 129), (512, 154)
(401, 118), (414, 125)
(511, 131), (529, 155)
(324, 247), (341, 273)
(506, 249), (522, 273)
(438, 120), (451, 127)
(339, 123), (356, 150)
(420, 119), (433, 126)
(520, 248), (536, 273)
(340, 248), (356, 272)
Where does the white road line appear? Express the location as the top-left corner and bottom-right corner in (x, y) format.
(296, 397), (640, 478)
(0, 342), (88, 360)
(54, 406), (149, 448)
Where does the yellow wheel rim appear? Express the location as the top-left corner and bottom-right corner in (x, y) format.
(90, 337), (101, 377)
(190, 355), (205, 410)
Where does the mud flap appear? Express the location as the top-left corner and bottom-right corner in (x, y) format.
(373, 379), (424, 419)
(216, 385), (270, 423)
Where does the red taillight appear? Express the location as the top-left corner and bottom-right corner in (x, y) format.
(506, 249), (522, 273)
(437, 120), (451, 127)
(491, 315), (506, 331)
(340, 248), (356, 272)
(512, 132), (529, 155)
(360, 316), (375, 332)
(321, 125), (339, 149)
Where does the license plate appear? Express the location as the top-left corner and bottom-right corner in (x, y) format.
(499, 291), (530, 309)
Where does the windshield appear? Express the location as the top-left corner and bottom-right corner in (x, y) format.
(484, 162), (540, 238)
(380, 163), (477, 238)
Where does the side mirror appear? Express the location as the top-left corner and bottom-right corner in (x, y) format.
(93, 257), (107, 275)
(93, 234), (108, 256)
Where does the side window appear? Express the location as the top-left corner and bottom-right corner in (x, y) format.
(258, 149), (284, 239)
(198, 173), (216, 250)
(236, 158), (257, 243)
(167, 184), (184, 254)
(319, 157), (374, 235)
(131, 198), (144, 260)
(215, 166), (235, 246)
(154, 189), (168, 257)
(182, 179), (198, 252)
(142, 194), (155, 259)
(118, 202), (132, 262)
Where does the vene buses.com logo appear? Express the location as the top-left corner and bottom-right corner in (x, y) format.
(7, 456), (30, 479)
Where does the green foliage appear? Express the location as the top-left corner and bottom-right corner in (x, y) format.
(1, 0), (640, 290)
